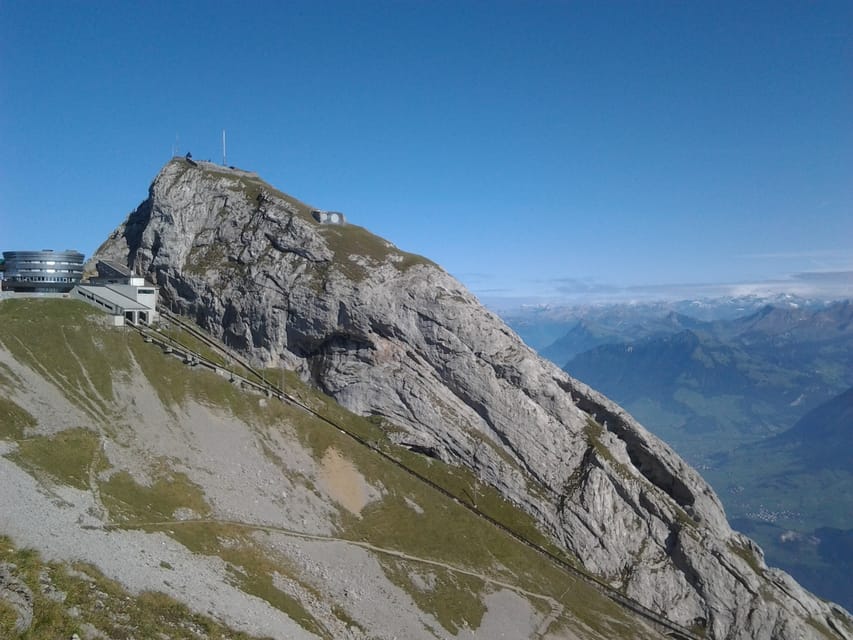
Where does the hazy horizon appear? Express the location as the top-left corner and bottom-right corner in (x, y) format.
(474, 269), (852, 309)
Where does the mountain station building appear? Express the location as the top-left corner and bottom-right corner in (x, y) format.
(1, 251), (159, 327)
(74, 260), (159, 325)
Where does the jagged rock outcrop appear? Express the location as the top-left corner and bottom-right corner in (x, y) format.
(93, 159), (853, 639)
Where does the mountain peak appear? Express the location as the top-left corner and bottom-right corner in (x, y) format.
(88, 160), (853, 639)
(95, 157), (434, 287)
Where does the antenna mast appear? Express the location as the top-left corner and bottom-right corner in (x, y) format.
(222, 129), (227, 166)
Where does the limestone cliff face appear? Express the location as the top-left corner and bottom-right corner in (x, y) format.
(93, 159), (852, 640)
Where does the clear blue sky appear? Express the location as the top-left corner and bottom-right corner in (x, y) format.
(1, 1), (851, 302)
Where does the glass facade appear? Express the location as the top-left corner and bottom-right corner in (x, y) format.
(2, 250), (85, 292)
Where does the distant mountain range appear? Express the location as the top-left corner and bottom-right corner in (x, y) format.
(540, 311), (707, 364)
(502, 298), (853, 611)
(564, 301), (853, 454)
(513, 299), (853, 465)
(504, 294), (844, 352)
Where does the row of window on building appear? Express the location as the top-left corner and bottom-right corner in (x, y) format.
(1, 250), (85, 293)
(11, 276), (77, 282)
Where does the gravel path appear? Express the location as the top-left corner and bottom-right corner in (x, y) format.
(0, 455), (319, 639)
(112, 515), (564, 639)
(0, 341), (600, 640)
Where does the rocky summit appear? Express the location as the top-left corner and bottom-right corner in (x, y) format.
(91, 158), (852, 639)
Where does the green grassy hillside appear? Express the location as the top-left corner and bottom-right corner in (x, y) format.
(0, 298), (669, 640)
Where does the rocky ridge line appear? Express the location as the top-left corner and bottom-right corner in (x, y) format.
(92, 159), (853, 640)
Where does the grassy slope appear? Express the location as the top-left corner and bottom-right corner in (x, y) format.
(0, 299), (668, 639)
(0, 536), (262, 640)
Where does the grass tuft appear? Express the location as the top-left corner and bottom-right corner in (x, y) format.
(377, 557), (487, 635)
(727, 540), (764, 575)
(319, 223), (434, 282)
(10, 428), (104, 490)
(100, 467), (211, 522)
(0, 397), (36, 440)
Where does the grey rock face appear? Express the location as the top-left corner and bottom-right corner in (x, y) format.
(93, 159), (852, 640)
(0, 562), (34, 634)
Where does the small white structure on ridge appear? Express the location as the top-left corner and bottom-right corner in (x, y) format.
(311, 210), (346, 225)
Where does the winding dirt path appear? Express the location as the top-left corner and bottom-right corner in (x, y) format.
(110, 516), (564, 638)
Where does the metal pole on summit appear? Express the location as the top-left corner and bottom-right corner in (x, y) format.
(222, 129), (227, 166)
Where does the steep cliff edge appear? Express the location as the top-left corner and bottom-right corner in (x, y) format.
(93, 158), (852, 639)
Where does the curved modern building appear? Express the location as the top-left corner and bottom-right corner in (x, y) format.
(2, 250), (85, 292)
